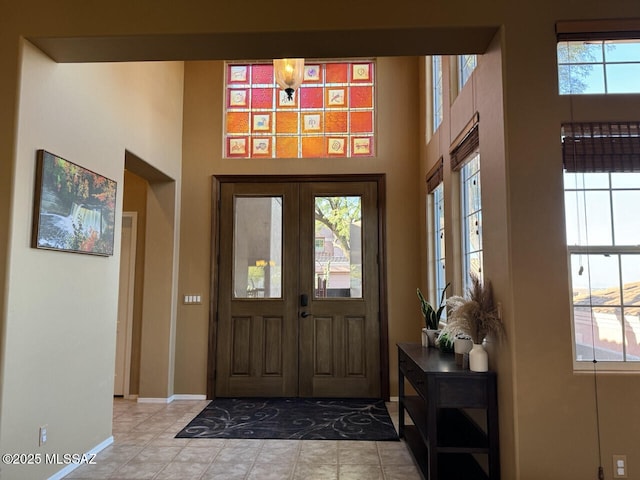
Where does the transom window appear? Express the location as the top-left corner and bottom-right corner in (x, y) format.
(557, 39), (640, 94)
(224, 61), (375, 158)
(432, 56), (443, 132)
(458, 54), (477, 90)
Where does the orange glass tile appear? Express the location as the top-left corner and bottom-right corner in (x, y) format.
(350, 111), (373, 133)
(350, 86), (373, 108)
(326, 63), (348, 83)
(252, 64), (274, 84)
(276, 112), (299, 134)
(252, 88), (274, 109)
(302, 137), (325, 157)
(276, 137), (299, 158)
(325, 111), (348, 133)
(326, 137), (347, 156)
(226, 112), (249, 134)
(300, 87), (323, 108)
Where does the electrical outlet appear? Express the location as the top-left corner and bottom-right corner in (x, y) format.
(39, 425), (47, 446)
(613, 455), (627, 479)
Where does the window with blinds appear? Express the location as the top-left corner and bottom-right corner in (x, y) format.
(563, 121), (640, 369)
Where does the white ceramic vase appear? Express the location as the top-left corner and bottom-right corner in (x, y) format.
(469, 342), (488, 372)
(421, 328), (428, 347)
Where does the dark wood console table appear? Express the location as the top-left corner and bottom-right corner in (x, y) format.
(397, 342), (500, 480)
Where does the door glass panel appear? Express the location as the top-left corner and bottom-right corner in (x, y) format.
(233, 196), (283, 298)
(314, 196), (362, 298)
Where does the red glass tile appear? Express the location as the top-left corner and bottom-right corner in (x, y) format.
(300, 87), (324, 108)
(227, 88), (249, 108)
(302, 137), (325, 157)
(302, 64), (323, 84)
(228, 65), (249, 83)
(226, 112), (249, 134)
(350, 111), (372, 133)
(352, 137), (373, 156)
(326, 63), (348, 83)
(252, 64), (274, 84)
(227, 136), (249, 157)
(350, 86), (373, 108)
(276, 137), (299, 158)
(325, 112), (348, 133)
(252, 88), (274, 109)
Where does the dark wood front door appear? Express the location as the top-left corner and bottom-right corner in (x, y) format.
(212, 176), (384, 398)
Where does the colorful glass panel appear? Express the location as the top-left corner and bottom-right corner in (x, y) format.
(224, 60), (375, 158)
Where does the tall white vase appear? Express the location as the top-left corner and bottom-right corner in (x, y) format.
(469, 343), (488, 372)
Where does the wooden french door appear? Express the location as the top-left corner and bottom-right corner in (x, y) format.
(213, 177), (384, 398)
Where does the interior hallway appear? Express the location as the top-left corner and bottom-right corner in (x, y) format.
(62, 399), (420, 480)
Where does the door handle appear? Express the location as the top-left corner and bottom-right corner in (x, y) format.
(300, 311), (311, 318)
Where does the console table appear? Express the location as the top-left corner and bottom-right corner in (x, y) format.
(397, 342), (500, 479)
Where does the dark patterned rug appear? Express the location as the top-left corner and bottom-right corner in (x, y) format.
(175, 397), (399, 441)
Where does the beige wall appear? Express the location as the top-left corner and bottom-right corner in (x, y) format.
(0, 1), (640, 480)
(0, 41), (184, 479)
(178, 57), (422, 395)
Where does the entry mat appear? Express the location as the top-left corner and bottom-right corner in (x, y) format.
(175, 397), (399, 441)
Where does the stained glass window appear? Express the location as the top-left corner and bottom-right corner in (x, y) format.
(224, 61), (375, 158)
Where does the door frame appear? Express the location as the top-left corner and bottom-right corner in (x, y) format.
(207, 174), (389, 400)
(116, 211), (137, 398)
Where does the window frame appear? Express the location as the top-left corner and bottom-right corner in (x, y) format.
(458, 54), (477, 91)
(432, 55), (443, 132)
(564, 171), (640, 371)
(460, 153), (482, 293)
(557, 39), (640, 95)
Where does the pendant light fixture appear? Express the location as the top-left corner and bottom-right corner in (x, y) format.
(273, 58), (304, 101)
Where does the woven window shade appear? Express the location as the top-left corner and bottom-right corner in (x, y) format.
(426, 157), (444, 193)
(562, 122), (640, 172)
(450, 122), (479, 171)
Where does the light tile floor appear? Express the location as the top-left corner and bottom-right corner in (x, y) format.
(63, 398), (421, 480)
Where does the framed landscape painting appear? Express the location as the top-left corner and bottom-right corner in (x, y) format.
(32, 150), (117, 256)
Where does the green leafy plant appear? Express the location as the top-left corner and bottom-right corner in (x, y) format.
(417, 283), (450, 330)
(439, 274), (505, 345)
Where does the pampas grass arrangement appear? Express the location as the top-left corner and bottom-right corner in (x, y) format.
(439, 274), (505, 345)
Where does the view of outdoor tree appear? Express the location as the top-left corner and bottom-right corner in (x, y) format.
(557, 41), (619, 94)
(315, 196), (361, 262)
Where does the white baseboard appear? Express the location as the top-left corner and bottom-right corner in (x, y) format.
(48, 436), (113, 480)
(173, 394), (207, 401)
(137, 394), (207, 403)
